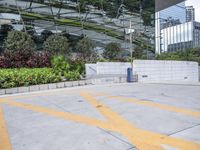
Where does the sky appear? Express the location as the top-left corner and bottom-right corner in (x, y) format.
(160, 2), (186, 22)
(185, 0), (200, 22)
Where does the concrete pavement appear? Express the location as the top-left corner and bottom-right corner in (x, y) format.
(0, 83), (200, 150)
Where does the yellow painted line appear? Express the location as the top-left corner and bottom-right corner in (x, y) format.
(80, 91), (200, 150)
(93, 92), (200, 118)
(0, 99), (116, 132)
(1, 93), (200, 150)
(0, 105), (12, 150)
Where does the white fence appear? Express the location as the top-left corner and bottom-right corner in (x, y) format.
(85, 60), (199, 82)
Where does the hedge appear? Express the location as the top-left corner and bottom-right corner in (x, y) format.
(0, 68), (61, 89)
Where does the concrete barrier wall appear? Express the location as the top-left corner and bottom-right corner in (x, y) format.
(86, 60), (199, 82)
(133, 60), (199, 82)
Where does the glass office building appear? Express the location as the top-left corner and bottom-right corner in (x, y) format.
(160, 21), (200, 52)
(161, 21), (192, 52)
(156, 1), (200, 53)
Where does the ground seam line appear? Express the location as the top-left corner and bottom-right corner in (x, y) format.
(97, 127), (135, 147)
(167, 123), (200, 136)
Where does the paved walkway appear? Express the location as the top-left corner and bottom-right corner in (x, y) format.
(0, 83), (200, 150)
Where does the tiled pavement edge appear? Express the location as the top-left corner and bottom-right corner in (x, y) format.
(0, 80), (91, 96)
(0, 76), (128, 95)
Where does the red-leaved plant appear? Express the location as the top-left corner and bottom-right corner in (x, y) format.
(0, 51), (52, 68)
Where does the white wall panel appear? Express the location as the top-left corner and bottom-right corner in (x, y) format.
(133, 60), (199, 82)
(96, 62), (131, 75)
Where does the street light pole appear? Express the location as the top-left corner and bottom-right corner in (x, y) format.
(129, 19), (133, 69)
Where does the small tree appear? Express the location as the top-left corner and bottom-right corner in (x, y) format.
(41, 30), (53, 41)
(76, 37), (96, 61)
(4, 30), (35, 52)
(103, 42), (121, 60)
(1, 24), (13, 38)
(44, 34), (69, 54)
(133, 46), (143, 59)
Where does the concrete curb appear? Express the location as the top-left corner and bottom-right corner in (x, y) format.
(0, 80), (92, 96)
(0, 77), (128, 95)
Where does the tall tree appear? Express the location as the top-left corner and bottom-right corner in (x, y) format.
(76, 37), (96, 62)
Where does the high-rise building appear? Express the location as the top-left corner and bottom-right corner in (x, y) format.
(186, 6), (195, 22)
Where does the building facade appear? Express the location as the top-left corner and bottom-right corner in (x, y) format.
(160, 21), (200, 52)
(155, 2), (186, 54)
(186, 6), (195, 22)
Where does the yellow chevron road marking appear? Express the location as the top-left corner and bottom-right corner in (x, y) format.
(0, 91), (200, 150)
(0, 105), (12, 150)
(0, 99), (116, 132)
(80, 91), (200, 150)
(92, 92), (200, 118)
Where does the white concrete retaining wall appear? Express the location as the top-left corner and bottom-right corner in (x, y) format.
(86, 60), (199, 82)
(133, 60), (199, 82)
(96, 62), (131, 75)
(199, 66), (200, 81)
(86, 62), (131, 78)
(85, 64), (97, 78)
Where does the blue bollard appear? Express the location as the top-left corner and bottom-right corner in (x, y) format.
(127, 68), (133, 82)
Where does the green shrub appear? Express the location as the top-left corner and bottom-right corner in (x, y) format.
(44, 34), (69, 54)
(4, 30), (35, 52)
(103, 42), (122, 60)
(76, 37), (96, 62)
(51, 55), (82, 79)
(156, 48), (200, 64)
(69, 60), (85, 75)
(51, 55), (70, 76)
(0, 68), (61, 89)
(64, 71), (80, 81)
